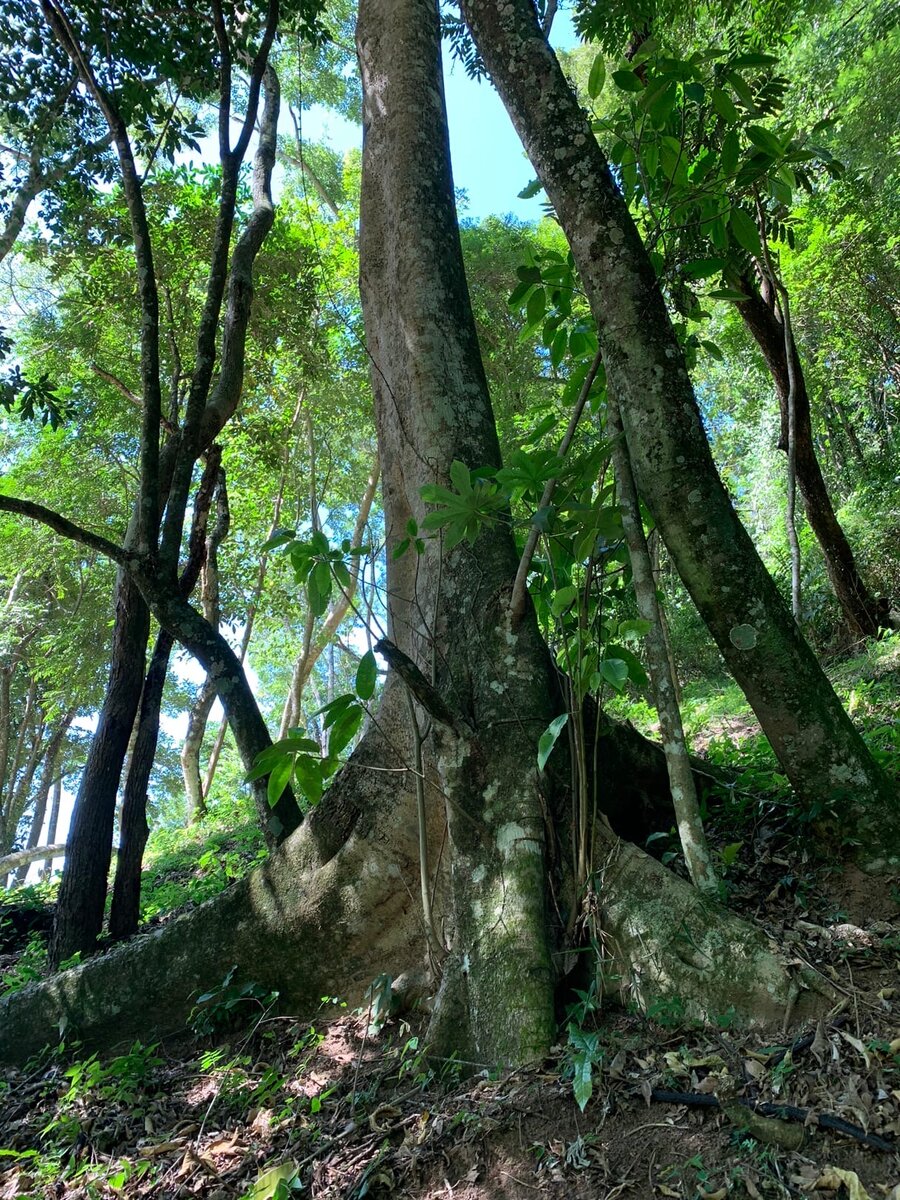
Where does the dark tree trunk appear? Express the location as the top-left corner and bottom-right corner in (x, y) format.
(108, 629), (174, 939)
(50, 572), (150, 965)
(737, 282), (882, 638)
(141, 588), (302, 843)
(459, 0), (899, 866)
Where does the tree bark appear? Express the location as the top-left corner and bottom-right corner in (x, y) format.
(737, 281), (881, 638)
(459, 0), (899, 867)
(50, 571), (150, 965)
(108, 629), (173, 939)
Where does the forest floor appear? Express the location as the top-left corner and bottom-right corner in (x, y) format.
(2, 638), (899, 1200)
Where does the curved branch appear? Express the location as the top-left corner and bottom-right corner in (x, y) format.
(0, 495), (130, 564)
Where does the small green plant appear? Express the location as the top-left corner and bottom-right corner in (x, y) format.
(0, 931), (48, 994)
(188, 966), (278, 1036)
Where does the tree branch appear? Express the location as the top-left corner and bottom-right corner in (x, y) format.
(0, 495), (130, 564)
(375, 638), (466, 734)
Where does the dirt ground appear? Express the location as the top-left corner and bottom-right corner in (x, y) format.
(1, 846), (899, 1200)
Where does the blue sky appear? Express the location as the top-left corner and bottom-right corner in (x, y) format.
(302, 9), (579, 222)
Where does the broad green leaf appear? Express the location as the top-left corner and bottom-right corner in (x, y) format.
(681, 256), (726, 280)
(537, 713), (569, 771)
(294, 755), (324, 806)
(327, 703), (363, 757)
(720, 128), (740, 176)
(449, 459), (472, 494)
(599, 658), (628, 691)
(526, 287), (546, 325)
(605, 644), (649, 689)
(508, 280), (534, 308)
(261, 528), (294, 553)
(711, 87), (739, 123)
(355, 650), (377, 701)
(551, 584), (578, 616)
(684, 81), (705, 103)
(588, 54), (606, 99)
(612, 68), (644, 92)
(746, 125), (783, 158)
(247, 1164), (299, 1200)
(618, 618), (652, 640)
(729, 206), (763, 257)
(267, 755), (294, 808)
(707, 287), (750, 302)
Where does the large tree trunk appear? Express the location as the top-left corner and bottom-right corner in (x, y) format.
(0, 0), (835, 1068)
(50, 572), (150, 966)
(459, 0), (899, 867)
(737, 281), (882, 638)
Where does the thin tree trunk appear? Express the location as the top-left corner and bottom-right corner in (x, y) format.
(203, 396), (304, 798)
(108, 629), (174, 939)
(608, 396), (717, 892)
(460, 0), (899, 865)
(40, 775), (64, 879)
(181, 470), (230, 823)
(13, 711), (74, 885)
(737, 281), (880, 637)
(278, 457), (380, 738)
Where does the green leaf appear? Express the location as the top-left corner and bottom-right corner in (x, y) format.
(537, 713), (569, 771)
(309, 560), (331, 617)
(746, 125), (783, 158)
(517, 178), (543, 200)
(729, 206), (763, 257)
(261, 528), (295, 552)
(267, 756), (294, 808)
(599, 658), (628, 691)
(720, 128), (740, 176)
(605, 644), (648, 689)
(617, 618), (652, 640)
(355, 650), (377, 701)
(508, 280), (534, 308)
(551, 584), (578, 616)
(707, 288), (750, 302)
(588, 54), (606, 99)
(711, 87), (739, 123)
(449, 459), (472, 494)
(683, 80), (705, 103)
(550, 327), (568, 370)
(681, 256), (726, 280)
(247, 1163), (300, 1200)
(612, 69), (644, 92)
(526, 287), (546, 325)
(327, 703), (363, 757)
(294, 754), (324, 806)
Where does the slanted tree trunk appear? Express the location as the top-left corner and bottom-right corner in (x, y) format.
(181, 470), (230, 824)
(50, 572), (150, 965)
(0, 0), (834, 1069)
(107, 629), (173, 939)
(459, 0), (899, 867)
(737, 280), (882, 638)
